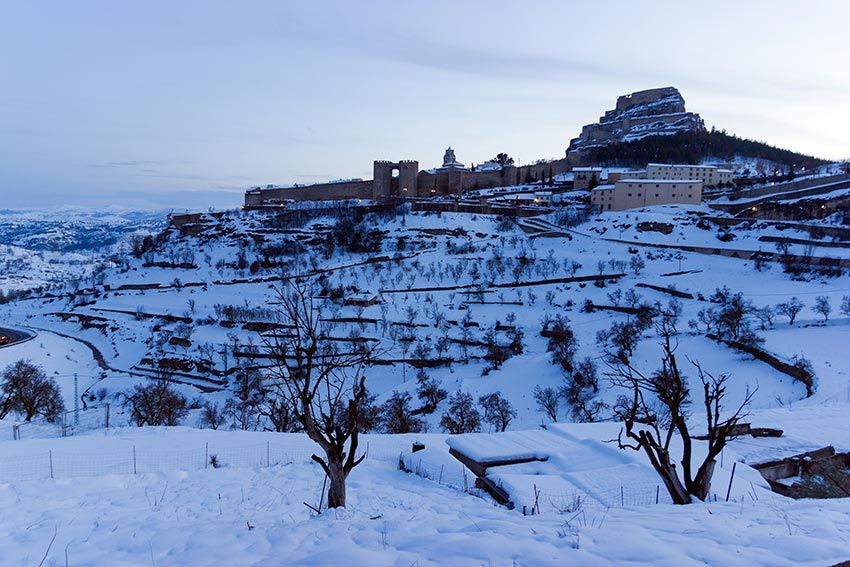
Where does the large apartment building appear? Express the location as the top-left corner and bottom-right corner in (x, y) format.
(645, 163), (733, 186)
(591, 178), (703, 211)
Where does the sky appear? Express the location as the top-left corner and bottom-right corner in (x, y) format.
(1, 0), (848, 210)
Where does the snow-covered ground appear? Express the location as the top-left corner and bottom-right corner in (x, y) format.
(1, 202), (849, 565)
(1, 425), (849, 566)
(2, 205), (848, 428)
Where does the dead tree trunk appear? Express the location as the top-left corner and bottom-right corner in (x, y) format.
(608, 303), (753, 504)
(262, 281), (375, 510)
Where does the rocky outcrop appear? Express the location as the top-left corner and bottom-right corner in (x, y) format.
(568, 87), (704, 152)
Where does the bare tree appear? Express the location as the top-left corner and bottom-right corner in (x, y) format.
(608, 311), (755, 504)
(379, 391), (425, 433)
(261, 281), (376, 509)
(0, 360), (65, 422)
(560, 357), (606, 422)
(440, 390), (481, 434)
(479, 391), (516, 432)
(629, 254), (646, 275)
(533, 385), (560, 422)
(544, 315), (577, 373)
(259, 393), (300, 433)
(754, 305), (775, 330)
(775, 297), (803, 325)
(199, 401), (225, 430)
(224, 362), (263, 431)
(813, 295), (831, 322)
(124, 380), (189, 427)
(415, 368), (447, 414)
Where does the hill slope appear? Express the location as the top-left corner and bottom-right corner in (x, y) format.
(580, 129), (828, 171)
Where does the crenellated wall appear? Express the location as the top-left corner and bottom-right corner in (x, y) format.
(244, 156), (576, 207)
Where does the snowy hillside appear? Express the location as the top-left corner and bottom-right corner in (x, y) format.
(0, 208), (166, 296)
(0, 208), (165, 252)
(1, 201), (849, 565)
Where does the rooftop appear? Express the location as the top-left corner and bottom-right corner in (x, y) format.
(647, 163), (718, 170)
(617, 178), (703, 184)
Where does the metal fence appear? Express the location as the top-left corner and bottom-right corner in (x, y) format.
(398, 452), (689, 517)
(0, 437), (411, 484)
(0, 404), (112, 441)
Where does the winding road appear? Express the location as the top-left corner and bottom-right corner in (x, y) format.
(0, 326), (35, 349)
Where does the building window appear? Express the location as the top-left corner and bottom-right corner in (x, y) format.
(628, 193), (632, 197)
(637, 193), (642, 197)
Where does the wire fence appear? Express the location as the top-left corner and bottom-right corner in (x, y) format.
(397, 452), (711, 517)
(0, 431), (749, 516)
(0, 412), (745, 515)
(0, 437), (411, 484)
(0, 404), (112, 441)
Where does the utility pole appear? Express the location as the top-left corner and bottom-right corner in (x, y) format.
(74, 373), (80, 425)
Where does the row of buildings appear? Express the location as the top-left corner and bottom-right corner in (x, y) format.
(575, 163), (733, 189)
(244, 146), (735, 213)
(581, 163), (733, 212)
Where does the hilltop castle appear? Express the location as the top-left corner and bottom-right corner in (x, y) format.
(244, 87), (708, 208)
(244, 148), (573, 208)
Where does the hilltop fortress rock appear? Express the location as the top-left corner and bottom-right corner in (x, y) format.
(568, 87), (705, 153)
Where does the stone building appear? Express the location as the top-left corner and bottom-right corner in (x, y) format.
(372, 160), (420, 198)
(573, 167), (603, 189)
(437, 147), (465, 171)
(590, 178), (703, 211)
(644, 163), (733, 187)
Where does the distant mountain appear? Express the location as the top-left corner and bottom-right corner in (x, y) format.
(0, 209), (167, 253)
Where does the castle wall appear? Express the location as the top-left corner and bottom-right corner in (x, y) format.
(246, 179), (373, 206)
(516, 158), (572, 184)
(615, 87), (679, 112)
(244, 157), (576, 207)
(398, 161), (419, 196)
(373, 160), (419, 198)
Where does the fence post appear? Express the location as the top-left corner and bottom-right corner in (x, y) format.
(133, 445), (137, 475)
(655, 485), (660, 504)
(74, 373), (80, 426)
(725, 462), (737, 502)
(266, 441), (270, 468)
(13, 424), (19, 441)
(205, 442), (209, 469)
(620, 486), (624, 506)
(49, 450), (54, 479)
(105, 403), (110, 429)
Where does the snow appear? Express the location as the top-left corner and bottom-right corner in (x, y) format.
(0, 427), (849, 566)
(1, 202), (850, 565)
